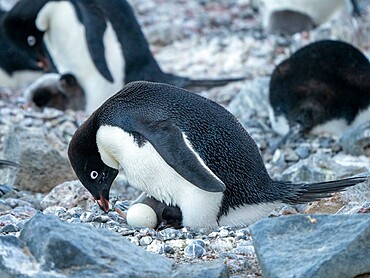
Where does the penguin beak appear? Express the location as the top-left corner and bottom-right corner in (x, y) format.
(97, 194), (110, 213)
(95, 168), (119, 213)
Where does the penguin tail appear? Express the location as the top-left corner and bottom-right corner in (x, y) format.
(278, 176), (368, 204)
(183, 77), (245, 89)
(0, 159), (19, 169)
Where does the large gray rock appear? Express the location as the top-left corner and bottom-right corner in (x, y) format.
(282, 153), (369, 182)
(0, 235), (42, 278)
(340, 121), (370, 156)
(40, 180), (95, 210)
(20, 213), (174, 277)
(0, 213), (229, 277)
(250, 214), (370, 278)
(2, 125), (76, 193)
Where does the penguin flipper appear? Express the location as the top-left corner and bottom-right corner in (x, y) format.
(75, 2), (114, 82)
(135, 119), (226, 193)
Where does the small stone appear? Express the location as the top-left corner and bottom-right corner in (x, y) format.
(219, 228), (230, 238)
(208, 231), (219, 238)
(127, 236), (140, 246)
(157, 228), (179, 241)
(93, 215), (111, 223)
(184, 243), (206, 258)
(295, 146), (310, 159)
(284, 148), (299, 162)
(80, 212), (94, 223)
(139, 236), (153, 246)
(1, 223), (19, 233)
(160, 245), (175, 254)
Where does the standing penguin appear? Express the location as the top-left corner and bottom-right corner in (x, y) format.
(68, 81), (367, 228)
(268, 40), (370, 150)
(3, 0), (243, 113)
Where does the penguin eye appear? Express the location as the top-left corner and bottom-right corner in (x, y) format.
(27, 36), (36, 46)
(90, 171), (99, 180)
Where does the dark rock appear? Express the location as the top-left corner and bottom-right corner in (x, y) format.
(250, 214), (370, 278)
(0, 223), (19, 233)
(295, 145), (310, 159)
(20, 213), (174, 277)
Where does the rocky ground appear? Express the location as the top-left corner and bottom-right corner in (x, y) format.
(0, 0), (370, 277)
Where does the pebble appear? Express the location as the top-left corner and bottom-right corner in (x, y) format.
(184, 242), (207, 258)
(140, 236), (153, 246)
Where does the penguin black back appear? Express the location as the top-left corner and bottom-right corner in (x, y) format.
(69, 81), (367, 228)
(269, 40), (370, 137)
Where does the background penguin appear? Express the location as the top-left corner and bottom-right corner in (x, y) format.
(254, 0), (359, 35)
(268, 40), (370, 150)
(0, 9), (44, 87)
(68, 81), (367, 228)
(3, 0), (244, 113)
(24, 72), (86, 111)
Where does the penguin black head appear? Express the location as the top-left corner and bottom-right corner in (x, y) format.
(68, 116), (119, 212)
(2, 0), (51, 71)
(269, 40), (370, 142)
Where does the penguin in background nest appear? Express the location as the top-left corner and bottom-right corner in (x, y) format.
(24, 72), (86, 111)
(253, 0), (362, 36)
(68, 81), (367, 229)
(268, 40), (370, 152)
(3, 0), (244, 113)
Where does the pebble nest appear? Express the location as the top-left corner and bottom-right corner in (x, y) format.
(1, 0), (370, 277)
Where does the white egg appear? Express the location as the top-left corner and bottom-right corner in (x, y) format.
(126, 203), (158, 229)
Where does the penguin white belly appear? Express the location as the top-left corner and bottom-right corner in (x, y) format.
(261, 0), (348, 28)
(96, 125), (223, 228)
(311, 106), (370, 136)
(218, 202), (281, 227)
(36, 2), (124, 112)
(268, 107), (290, 136)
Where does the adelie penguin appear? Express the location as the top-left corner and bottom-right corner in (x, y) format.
(68, 81), (367, 228)
(269, 40), (370, 151)
(255, 0), (361, 35)
(3, 0), (244, 113)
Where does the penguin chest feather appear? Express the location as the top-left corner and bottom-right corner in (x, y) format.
(36, 1), (125, 112)
(96, 125), (223, 228)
